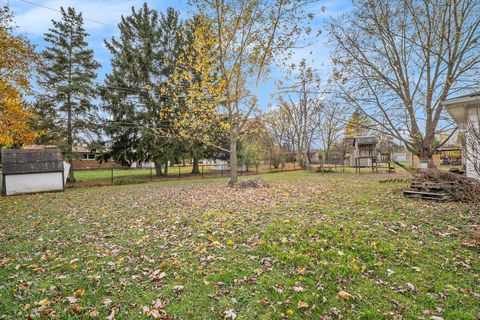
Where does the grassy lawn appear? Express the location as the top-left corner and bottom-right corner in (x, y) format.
(1, 171), (478, 319)
(72, 166), (214, 185)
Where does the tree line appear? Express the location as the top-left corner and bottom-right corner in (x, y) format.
(1, 0), (479, 185)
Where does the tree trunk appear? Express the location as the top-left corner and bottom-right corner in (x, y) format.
(66, 93), (75, 183)
(68, 160), (75, 183)
(66, 32), (75, 183)
(325, 147), (330, 162)
(155, 161), (163, 176)
(163, 162), (169, 176)
(304, 150), (311, 167)
(418, 152), (436, 168)
(192, 157), (200, 174)
(228, 135), (238, 186)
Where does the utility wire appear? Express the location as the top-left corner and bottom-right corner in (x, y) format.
(17, 0), (117, 28)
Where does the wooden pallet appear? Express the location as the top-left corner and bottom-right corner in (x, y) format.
(403, 180), (452, 202)
(403, 190), (451, 201)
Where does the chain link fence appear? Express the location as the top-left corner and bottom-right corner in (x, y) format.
(70, 162), (303, 186)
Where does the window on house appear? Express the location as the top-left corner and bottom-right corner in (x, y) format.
(81, 153), (96, 160)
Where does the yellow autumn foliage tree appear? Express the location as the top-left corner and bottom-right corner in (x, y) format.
(0, 7), (39, 148)
(172, 14), (226, 143)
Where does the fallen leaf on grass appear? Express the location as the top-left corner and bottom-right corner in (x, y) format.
(337, 290), (354, 300)
(149, 270), (167, 281)
(66, 303), (86, 314)
(73, 289), (85, 296)
(152, 298), (165, 309)
(407, 283), (416, 292)
(296, 266), (305, 274)
(173, 285), (184, 293)
(297, 301), (309, 309)
(224, 309), (237, 319)
(103, 297), (114, 309)
(36, 298), (50, 307)
(106, 308), (116, 320)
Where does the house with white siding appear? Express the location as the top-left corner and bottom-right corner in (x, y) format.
(443, 93), (480, 180)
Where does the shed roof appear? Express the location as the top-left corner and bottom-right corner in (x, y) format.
(353, 136), (378, 145)
(1, 149), (64, 175)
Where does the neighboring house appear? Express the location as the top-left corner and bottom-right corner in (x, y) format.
(203, 159), (229, 171)
(23, 145), (122, 170)
(131, 161), (155, 168)
(71, 146), (122, 170)
(308, 149), (322, 163)
(443, 93), (480, 180)
(392, 152), (412, 163)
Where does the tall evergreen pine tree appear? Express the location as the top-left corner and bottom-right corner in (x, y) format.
(102, 4), (185, 176)
(38, 7), (100, 182)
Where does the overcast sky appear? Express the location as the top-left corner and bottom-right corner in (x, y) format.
(6, 0), (351, 108)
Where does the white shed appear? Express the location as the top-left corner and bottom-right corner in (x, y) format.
(443, 93), (480, 180)
(1, 149), (65, 195)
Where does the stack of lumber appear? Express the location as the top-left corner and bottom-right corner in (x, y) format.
(399, 168), (480, 204)
(403, 180), (452, 201)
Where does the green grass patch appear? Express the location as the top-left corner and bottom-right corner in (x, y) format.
(0, 171), (478, 319)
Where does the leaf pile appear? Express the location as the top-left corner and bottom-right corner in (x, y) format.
(410, 168), (480, 204)
(233, 178), (270, 189)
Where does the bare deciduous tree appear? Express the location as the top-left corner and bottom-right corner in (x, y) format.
(330, 0), (480, 167)
(318, 101), (348, 161)
(192, 0), (318, 185)
(275, 60), (324, 166)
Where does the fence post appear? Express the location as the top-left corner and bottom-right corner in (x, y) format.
(221, 165), (224, 176)
(240, 165), (243, 176)
(111, 168), (114, 185)
(269, 161), (272, 172)
(202, 165), (204, 178)
(293, 161), (295, 170)
(150, 167), (152, 181)
(178, 166), (181, 180)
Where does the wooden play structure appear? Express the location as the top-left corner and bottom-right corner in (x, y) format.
(351, 136), (395, 173)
